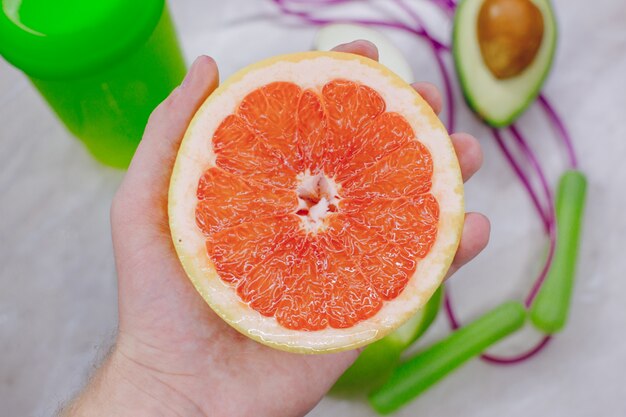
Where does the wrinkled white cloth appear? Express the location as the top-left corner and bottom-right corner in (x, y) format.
(0, 0), (624, 416)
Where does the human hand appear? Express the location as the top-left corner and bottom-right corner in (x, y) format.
(62, 40), (489, 417)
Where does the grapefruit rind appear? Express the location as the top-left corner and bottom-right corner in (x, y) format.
(169, 51), (464, 353)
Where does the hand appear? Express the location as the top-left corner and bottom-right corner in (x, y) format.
(62, 41), (489, 417)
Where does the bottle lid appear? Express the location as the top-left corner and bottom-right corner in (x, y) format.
(0, 0), (165, 79)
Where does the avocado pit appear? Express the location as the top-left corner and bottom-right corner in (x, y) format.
(477, 0), (544, 79)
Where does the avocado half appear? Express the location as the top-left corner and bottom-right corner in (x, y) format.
(453, 0), (557, 127)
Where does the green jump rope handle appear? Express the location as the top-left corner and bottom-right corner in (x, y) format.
(368, 302), (526, 414)
(531, 170), (588, 334)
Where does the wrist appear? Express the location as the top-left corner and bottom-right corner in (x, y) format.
(61, 345), (206, 417)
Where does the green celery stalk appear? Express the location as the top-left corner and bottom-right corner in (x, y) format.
(531, 170), (587, 333)
(369, 302), (526, 414)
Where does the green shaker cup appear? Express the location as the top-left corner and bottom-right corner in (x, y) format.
(0, 0), (186, 168)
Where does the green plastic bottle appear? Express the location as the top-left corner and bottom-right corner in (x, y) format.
(0, 0), (186, 168)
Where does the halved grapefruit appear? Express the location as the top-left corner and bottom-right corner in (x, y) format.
(169, 51), (464, 353)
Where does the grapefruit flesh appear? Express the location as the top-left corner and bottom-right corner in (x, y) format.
(169, 52), (464, 352)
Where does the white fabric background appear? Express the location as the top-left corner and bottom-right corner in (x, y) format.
(1, 0), (625, 416)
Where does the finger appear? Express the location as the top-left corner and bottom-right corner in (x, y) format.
(120, 55), (219, 206)
(412, 82), (443, 115)
(446, 213), (491, 279)
(451, 132), (483, 182)
(331, 40), (379, 61)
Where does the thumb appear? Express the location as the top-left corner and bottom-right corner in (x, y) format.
(112, 55), (219, 246)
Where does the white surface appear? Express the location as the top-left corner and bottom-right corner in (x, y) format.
(1, 0), (625, 416)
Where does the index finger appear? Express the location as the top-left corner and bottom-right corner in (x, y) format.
(331, 39), (379, 61)
(114, 56), (219, 222)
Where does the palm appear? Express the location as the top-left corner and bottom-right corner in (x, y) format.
(113, 216), (354, 416)
(108, 42), (488, 417)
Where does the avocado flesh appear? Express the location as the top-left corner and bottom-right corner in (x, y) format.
(453, 0), (557, 127)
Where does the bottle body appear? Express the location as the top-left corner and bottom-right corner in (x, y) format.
(29, 6), (185, 168)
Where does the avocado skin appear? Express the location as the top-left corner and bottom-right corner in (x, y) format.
(452, 0), (558, 128)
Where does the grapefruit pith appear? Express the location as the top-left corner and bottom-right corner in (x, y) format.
(169, 51), (464, 353)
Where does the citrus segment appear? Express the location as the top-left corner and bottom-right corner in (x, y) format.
(195, 168), (297, 235)
(236, 246), (301, 317)
(213, 114), (297, 188)
(312, 80), (385, 176)
(352, 195), (439, 298)
(297, 90), (327, 170)
(329, 219), (416, 301)
(317, 235), (384, 329)
(342, 140), (433, 199)
(238, 82), (304, 173)
(169, 52), (464, 352)
(206, 216), (301, 284)
(335, 112), (414, 183)
(341, 194), (439, 258)
(275, 242), (329, 330)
